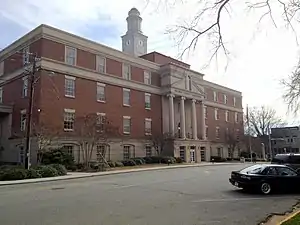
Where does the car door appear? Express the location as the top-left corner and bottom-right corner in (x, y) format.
(275, 167), (299, 192)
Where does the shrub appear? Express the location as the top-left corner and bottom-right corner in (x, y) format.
(122, 160), (136, 166)
(143, 157), (153, 164)
(27, 168), (42, 179)
(115, 161), (124, 167)
(0, 167), (28, 181)
(108, 161), (116, 167)
(34, 165), (59, 177)
(131, 158), (144, 165)
(175, 157), (183, 163)
(49, 164), (67, 176)
(210, 156), (227, 162)
(42, 148), (75, 168)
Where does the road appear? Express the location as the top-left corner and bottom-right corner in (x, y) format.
(0, 164), (299, 225)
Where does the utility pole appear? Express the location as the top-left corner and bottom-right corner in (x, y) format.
(246, 104), (253, 163)
(268, 125), (272, 160)
(24, 53), (38, 170)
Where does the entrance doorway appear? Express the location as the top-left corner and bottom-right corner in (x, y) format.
(190, 146), (196, 163)
(200, 147), (206, 161)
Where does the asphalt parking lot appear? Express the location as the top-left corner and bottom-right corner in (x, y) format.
(0, 164), (299, 225)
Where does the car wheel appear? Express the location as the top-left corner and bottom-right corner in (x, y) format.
(260, 182), (272, 195)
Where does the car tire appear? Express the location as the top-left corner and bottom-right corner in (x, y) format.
(260, 182), (272, 195)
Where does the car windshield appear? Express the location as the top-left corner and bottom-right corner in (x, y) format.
(239, 165), (265, 174)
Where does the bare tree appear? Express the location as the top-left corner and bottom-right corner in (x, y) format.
(74, 113), (119, 169)
(150, 132), (174, 156)
(224, 124), (242, 159)
(246, 105), (286, 137)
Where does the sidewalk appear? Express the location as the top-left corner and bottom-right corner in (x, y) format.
(0, 162), (248, 186)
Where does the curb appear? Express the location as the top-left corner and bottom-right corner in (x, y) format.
(0, 162), (247, 186)
(277, 210), (300, 225)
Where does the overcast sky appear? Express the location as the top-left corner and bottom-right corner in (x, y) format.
(1, 0), (299, 124)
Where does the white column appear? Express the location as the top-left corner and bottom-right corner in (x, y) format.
(191, 99), (197, 140)
(201, 101), (206, 140)
(180, 96), (186, 139)
(168, 94), (175, 136)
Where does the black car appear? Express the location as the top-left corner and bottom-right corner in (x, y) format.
(271, 153), (300, 170)
(229, 164), (300, 195)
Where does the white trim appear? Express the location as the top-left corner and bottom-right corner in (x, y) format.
(65, 75), (76, 80)
(20, 109), (26, 114)
(145, 93), (151, 96)
(204, 101), (243, 113)
(65, 46), (77, 66)
(0, 61), (3, 76)
(123, 116), (131, 119)
(96, 55), (106, 73)
(123, 88), (130, 92)
(225, 110), (229, 122)
(64, 108), (75, 113)
(97, 112), (106, 116)
(145, 118), (152, 121)
(97, 82), (106, 87)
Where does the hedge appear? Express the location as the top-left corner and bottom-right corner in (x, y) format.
(0, 164), (67, 181)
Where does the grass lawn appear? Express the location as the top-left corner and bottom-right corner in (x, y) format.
(282, 212), (300, 225)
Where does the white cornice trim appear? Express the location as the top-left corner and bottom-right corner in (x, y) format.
(204, 101), (243, 113)
(202, 80), (242, 96)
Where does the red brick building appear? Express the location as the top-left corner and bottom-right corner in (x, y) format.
(0, 8), (243, 164)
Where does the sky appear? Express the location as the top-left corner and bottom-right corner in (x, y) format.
(0, 0), (299, 124)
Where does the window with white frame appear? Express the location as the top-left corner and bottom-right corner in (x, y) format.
(65, 46), (76, 66)
(123, 116), (131, 134)
(0, 87), (3, 103)
(224, 94), (228, 104)
(214, 108), (219, 120)
(123, 63), (131, 80)
(22, 76), (28, 97)
(23, 46), (30, 65)
(20, 109), (26, 131)
(63, 145), (74, 156)
(144, 71), (151, 85)
(145, 145), (152, 157)
(64, 109), (75, 131)
(96, 55), (106, 73)
(0, 61), (4, 76)
(216, 127), (220, 139)
(213, 91), (218, 102)
(123, 88), (130, 106)
(235, 112), (238, 123)
(145, 93), (151, 109)
(145, 118), (152, 135)
(225, 111), (229, 122)
(233, 96), (236, 106)
(96, 112), (106, 131)
(96, 145), (106, 161)
(65, 75), (75, 97)
(97, 83), (105, 102)
(204, 106), (208, 119)
(123, 145), (130, 159)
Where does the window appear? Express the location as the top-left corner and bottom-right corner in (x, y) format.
(96, 145), (106, 162)
(0, 61), (4, 76)
(20, 109), (26, 131)
(123, 116), (131, 134)
(123, 88), (130, 106)
(213, 91), (218, 102)
(96, 55), (106, 73)
(23, 46), (30, 65)
(123, 64), (131, 80)
(145, 93), (151, 109)
(0, 87), (3, 103)
(145, 118), (152, 135)
(236, 129), (240, 140)
(225, 111), (229, 122)
(96, 113), (106, 131)
(144, 71), (151, 85)
(235, 112), (238, 123)
(240, 165), (265, 175)
(123, 145), (130, 160)
(205, 126), (208, 138)
(145, 146), (152, 157)
(204, 106), (208, 119)
(22, 76), (28, 97)
(187, 75), (192, 91)
(65, 75), (75, 97)
(64, 109), (75, 131)
(65, 46), (76, 66)
(63, 145), (74, 156)
(97, 83), (105, 102)
(276, 167), (297, 176)
(216, 127), (220, 139)
(214, 108), (219, 120)
(224, 94), (227, 104)
(233, 97), (236, 106)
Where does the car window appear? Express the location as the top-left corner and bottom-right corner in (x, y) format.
(276, 167), (297, 176)
(264, 167), (278, 175)
(240, 165), (265, 174)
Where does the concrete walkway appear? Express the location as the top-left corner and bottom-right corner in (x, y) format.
(0, 162), (248, 186)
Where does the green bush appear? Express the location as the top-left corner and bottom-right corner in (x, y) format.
(122, 160), (136, 166)
(108, 161), (116, 167)
(115, 161), (124, 167)
(0, 167), (28, 181)
(49, 164), (67, 176)
(42, 148), (75, 168)
(131, 158), (144, 165)
(34, 165), (59, 177)
(27, 168), (42, 179)
(175, 157), (183, 163)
